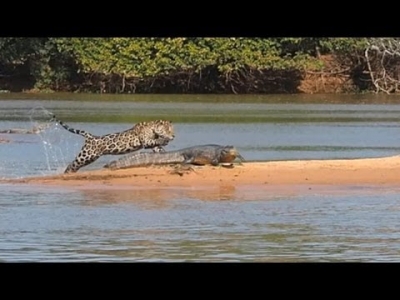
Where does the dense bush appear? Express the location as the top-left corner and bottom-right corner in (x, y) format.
(1, 37), (396, 94)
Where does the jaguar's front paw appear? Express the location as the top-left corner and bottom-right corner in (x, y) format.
(152, 146), (166, 153)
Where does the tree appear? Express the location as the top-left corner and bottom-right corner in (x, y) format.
(365, 38), (400, 94)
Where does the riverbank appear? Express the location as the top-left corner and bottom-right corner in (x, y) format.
(3, 155), (400, 189)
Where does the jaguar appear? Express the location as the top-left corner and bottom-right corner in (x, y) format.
(51, 115), (175, 173)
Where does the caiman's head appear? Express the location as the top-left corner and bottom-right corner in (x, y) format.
(220, 146), (245, 163)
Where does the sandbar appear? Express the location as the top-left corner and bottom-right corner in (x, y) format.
(2, 156), (400, 191)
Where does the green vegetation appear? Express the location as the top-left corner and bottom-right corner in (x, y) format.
(1, 37), (398, 94)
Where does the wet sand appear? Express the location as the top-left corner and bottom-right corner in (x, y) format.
(3, 155), (400, 190)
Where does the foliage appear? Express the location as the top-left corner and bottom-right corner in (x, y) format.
(0, 38), (79, 92)
(0, 37), (395, 94)
(54, 38), (320, 75)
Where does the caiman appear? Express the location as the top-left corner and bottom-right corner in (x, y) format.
(104, 144), (245, 170)
(0, 122), (52, 134)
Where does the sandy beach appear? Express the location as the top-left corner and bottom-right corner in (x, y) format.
(3, 155), (400, 190)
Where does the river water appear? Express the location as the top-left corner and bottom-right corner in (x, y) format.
(1, 93), (400, 262)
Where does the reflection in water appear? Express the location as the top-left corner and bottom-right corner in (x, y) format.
(76, 184), (328, 208)
(78, 185), (239, 208)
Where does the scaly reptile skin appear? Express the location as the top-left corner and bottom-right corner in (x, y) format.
(0, 122), (52, 134)
(104, 144), (245, 170)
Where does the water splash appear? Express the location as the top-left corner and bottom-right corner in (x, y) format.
(6, 106), (79, 178)
(27, 106), (54, 127)
(0, 106), (92, 178)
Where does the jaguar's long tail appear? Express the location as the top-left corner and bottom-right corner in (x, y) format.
(51, 114), (94, 139)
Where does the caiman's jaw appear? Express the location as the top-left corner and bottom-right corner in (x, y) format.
(220, 148), (245, 163)
(236, 153), (245, 162)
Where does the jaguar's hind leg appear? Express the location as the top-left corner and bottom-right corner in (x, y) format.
(64, 152), (101, 173)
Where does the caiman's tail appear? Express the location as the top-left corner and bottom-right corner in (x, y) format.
(51, 114), (93, 139)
